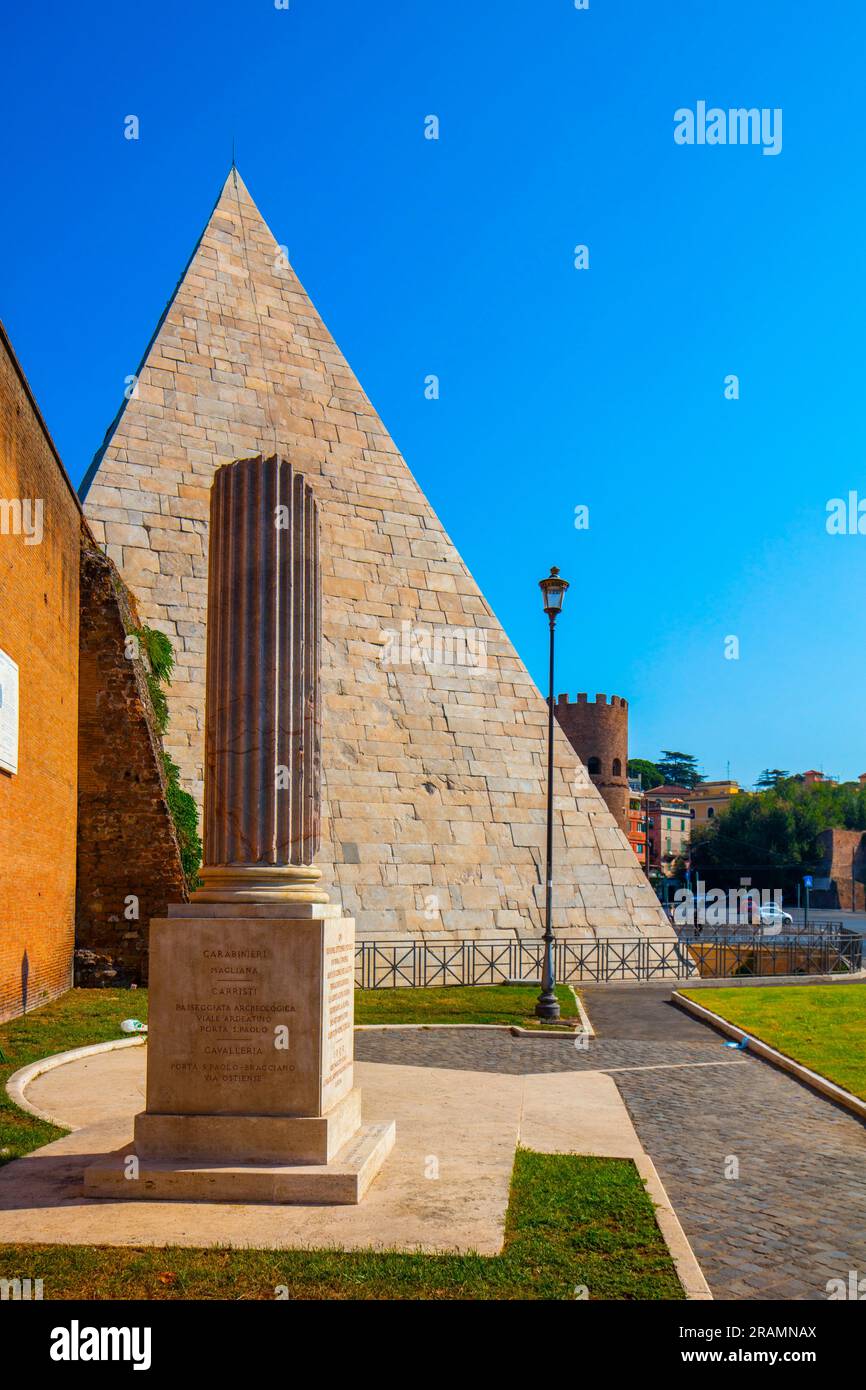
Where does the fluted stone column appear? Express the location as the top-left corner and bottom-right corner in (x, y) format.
(195, 454), (327, 903)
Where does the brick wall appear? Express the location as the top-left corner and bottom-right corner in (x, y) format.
(814, 828), (866, 912)
(554, 694), (630, 834)
(0, 323), (80, 1022)
(75, 542), (188, 986)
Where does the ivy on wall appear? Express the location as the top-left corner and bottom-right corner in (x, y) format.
(135, 625), (203, 887)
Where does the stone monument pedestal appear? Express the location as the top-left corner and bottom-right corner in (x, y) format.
(84, 901), (394, 1205)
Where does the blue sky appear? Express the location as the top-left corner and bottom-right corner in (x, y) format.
(2, 0), (864, 788)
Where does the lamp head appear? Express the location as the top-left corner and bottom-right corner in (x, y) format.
(539, 565), (569, 617)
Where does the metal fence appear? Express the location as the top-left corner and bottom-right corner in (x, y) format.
(354, 933), (863, 988)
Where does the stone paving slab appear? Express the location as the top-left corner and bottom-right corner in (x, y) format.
(1, 1057), (519, 1253)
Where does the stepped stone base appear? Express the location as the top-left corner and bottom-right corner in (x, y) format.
(134, 1087), (363, 1166)
(84, 1121), (395, 1205)
(82, 898), (395, 1205)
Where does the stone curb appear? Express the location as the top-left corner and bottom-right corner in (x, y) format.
(679, 969), (865, 989)
(571, 988), (595, 1038)
(355, 1023), (581, 1038)
(355, 987), (590, 1040)
(671, 991), (866, 1123)
(633, 1152), (713, 1301)
(574, 969), (865, 989)
(5, 1036), (147, 1129)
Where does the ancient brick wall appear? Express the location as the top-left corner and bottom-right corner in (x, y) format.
(554, 694), (630, 834)
(0, 323), (80, 1022)
(814, 828), (866, 912)
(75, 541), (188, 985)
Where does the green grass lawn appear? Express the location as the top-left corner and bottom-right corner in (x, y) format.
(355, 983), (579, 1028)
(0, 989), (148, 1166)
(681, 983), (866, 1101)
(0, 1149), (683, 1300)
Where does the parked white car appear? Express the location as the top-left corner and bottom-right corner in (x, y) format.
(676, 895), (794, 931)
(756, 902), (793, 930)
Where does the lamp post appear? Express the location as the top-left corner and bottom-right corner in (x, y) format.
(536, 565), (569, 1021)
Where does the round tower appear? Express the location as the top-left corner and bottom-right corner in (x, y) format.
(554, 693), (630, 833)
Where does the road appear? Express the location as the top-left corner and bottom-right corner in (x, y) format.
(786, 908), (866, 933)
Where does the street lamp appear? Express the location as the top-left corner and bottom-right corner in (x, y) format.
(536, 566), (569, 1021)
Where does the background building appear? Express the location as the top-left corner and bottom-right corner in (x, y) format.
(801, 769), (837, 787)
(627, 776), (647, 869)
(0, 320), (188, 1020)
(645, 789), (691, 875)
(688, 779), (740, 825)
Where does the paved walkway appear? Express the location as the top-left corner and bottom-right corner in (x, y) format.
(358, 986), (866, 1300)
(1, 1046), (708, 1295)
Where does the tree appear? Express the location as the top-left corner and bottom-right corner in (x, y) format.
(689, 778), (866, 897)
(656, 751), (705, 789)
(628, 758), (662, 790)
(689, 794), (817, 895)
(755, 768), (790, 790)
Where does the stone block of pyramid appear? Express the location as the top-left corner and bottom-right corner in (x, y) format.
(81, 169), (671, 942)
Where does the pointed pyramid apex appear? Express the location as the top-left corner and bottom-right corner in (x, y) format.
(219, 162), (254, 202)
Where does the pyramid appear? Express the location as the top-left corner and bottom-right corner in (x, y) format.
(81, 168), (671, 941)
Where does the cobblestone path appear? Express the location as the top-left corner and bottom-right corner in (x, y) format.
(356, 984), (866, 1299)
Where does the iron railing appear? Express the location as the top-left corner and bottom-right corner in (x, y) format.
(354, 933), (863, 987)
